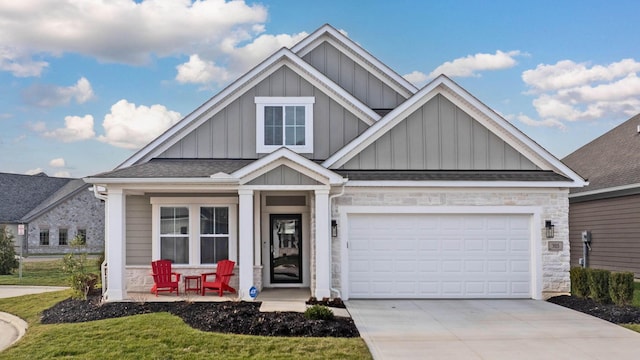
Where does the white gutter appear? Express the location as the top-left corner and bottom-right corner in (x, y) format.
(568, 182), (636, 198)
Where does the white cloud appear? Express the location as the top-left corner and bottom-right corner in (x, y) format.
(522, 59), (640, 92)
(97, 99), (181, 150)
(42, 115), (96, 142)
(49, 158), (66, 168)
(0, 47), (48, 77)
(175, 31), (308, 86)
(512, 113), (566, 130)
(0, 0), (268, 76)
(404, 50), (523, 87)
(176, 54), (231, 85)
(22, 77), (94, 107)
(25, 168), (44, 175)
(53, 171), (71, 178)
(517, 59), (640, 127)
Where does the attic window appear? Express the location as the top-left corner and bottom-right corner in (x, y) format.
(255, 97), (314, 154)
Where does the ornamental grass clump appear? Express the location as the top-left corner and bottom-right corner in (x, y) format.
(304, 305), (335, 320)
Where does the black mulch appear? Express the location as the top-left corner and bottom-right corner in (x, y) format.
(40, 295), (359, 338)
(547, 295), (640, 324)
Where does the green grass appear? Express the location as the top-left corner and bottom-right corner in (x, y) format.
(633, 282), (640, 306)
(0, 291), (371, 360)
(0, 259), (100, 286)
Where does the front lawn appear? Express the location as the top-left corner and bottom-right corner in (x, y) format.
(0, 259), (99, 286)
(0, 291), (371, 359)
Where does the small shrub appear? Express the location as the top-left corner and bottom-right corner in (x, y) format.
(0, 226), (19, 275)
(570, 267), (589, 298)
(304, 305), (334, 320)
(587, 268), (611, 303)
(62, 235), (98, 300)
(609, 272), (634, 306)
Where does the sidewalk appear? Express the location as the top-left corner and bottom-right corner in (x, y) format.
(0, 285), (68, 352)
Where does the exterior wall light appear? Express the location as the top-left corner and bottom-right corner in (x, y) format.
(331, 220), (338, 237)
(545, 220), (555, 238)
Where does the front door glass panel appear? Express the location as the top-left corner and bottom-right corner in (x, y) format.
(270, 214), (302, 283)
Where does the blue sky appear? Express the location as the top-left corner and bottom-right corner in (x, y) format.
(1, 0), (639, 178)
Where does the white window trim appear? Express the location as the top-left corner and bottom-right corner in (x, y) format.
(255, 96), (315, 154)
(151, 197), (238, 266)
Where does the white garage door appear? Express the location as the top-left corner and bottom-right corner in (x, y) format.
(348, 213), (531, 299)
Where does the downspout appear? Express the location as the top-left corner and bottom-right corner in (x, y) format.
(328, 182), (346, 299)
(91, 186), (109, 297)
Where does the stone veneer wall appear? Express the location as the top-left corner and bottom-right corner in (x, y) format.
(27, 189), (105, 254)
(124, 265), (262, 295)
(330, 187), (570, 297)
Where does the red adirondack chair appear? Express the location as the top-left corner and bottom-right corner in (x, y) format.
(201, 259), (236, 296)
(150, 259), (181, 296)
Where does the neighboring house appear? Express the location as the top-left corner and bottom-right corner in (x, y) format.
(0, 172), (105, 254)
(85, 24), (586, 302)
(563, 114), (640, 277)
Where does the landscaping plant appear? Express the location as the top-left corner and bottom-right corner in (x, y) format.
(609, 272), (634, 306)
(0, 225), (19, 275)
(304, 305), (335, 320)
(62, 235), (98, 300)
(570, 267), (589, 298)
(587, 268), (611, 304)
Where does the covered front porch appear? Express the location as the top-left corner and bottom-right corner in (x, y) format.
(89, 149), (347, 302)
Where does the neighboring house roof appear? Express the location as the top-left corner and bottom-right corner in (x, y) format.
(563, 113), (640, 196)
(21, 179), (90, 222)
(0, 172), (79, 223)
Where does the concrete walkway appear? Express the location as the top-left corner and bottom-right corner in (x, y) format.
(0, 286), (68, 352)
(346, 299), (640, 360)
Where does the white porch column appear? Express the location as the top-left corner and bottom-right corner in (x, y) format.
(104, 188), (126, 301)
(238, 189), (254, 300)
(314, 189), (331, 298)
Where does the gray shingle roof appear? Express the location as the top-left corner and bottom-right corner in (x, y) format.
(334, 170), (572, 182)
(0, 172), (74, 222)
(90, 159), (256, 178)
(563, 113), (640, 194)
(20, 179), (89, 222)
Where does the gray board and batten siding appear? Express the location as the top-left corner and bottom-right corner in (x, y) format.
(569, 194), (640, 277)
(159, 66), (369, 161)
(247, 165), (323, 186)
(341, 94), (539, 170)
(301, 41), (407, 109)
(126, 195), (152, 266)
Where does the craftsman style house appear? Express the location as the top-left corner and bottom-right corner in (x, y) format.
(86, 24), (585, 301)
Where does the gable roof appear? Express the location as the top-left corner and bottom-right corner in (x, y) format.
(117, 47), (381, 169)
(291, 24), (417, 98)
(323, 75), (586, 187)
(563, 113), (640, 195)
(0, 172), (83, 223)
(21, 179), (89, 222)
(232, 147), (346, 186)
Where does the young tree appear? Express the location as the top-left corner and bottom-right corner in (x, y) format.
(0, 226), (19, 275)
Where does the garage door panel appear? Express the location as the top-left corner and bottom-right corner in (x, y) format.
(348, 213), (531, 299)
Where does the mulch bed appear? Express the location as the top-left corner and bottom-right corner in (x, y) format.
(40, 295), (359, 338)
(547, 295), (640, 324)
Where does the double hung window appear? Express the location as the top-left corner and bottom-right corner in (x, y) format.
(256, 97), (314, 153)
(152, 198), (237, 265)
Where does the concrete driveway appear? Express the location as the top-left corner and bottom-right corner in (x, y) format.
(346, 299), (640, 360)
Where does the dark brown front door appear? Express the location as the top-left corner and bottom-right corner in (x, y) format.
(270, 214), (302, 283)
